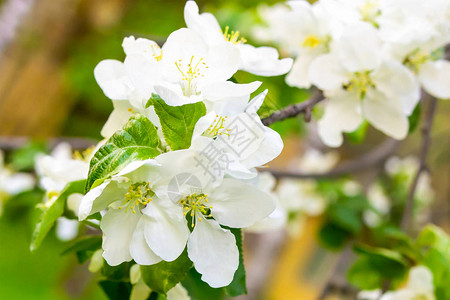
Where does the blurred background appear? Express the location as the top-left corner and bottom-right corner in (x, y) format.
(0, 0), (448, 299)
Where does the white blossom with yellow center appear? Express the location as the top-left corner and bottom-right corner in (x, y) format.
(184, 1), (292, 77)
(147, 27), (262, 108)
(309, 23), (420, 147)
(149, 150), (276, 288)
(79, 159), (190, 267)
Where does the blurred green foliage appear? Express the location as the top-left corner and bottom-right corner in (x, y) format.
(0, 190), (106, 299)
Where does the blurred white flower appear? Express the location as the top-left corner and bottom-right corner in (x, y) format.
(254, 1), (333, 88)
(310, 23), (420, 147)
(35, 143), (93, 241)
(385, 156), (435, 202)
(363, 183), (391, 228)
(35, 143), (89, 194)
(380, 266), (435, 300)
(0, 150), (35, 215)
(261, 149), (339, 235)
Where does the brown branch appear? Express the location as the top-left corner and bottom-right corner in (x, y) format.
(261, 91), (324, 126)
(400, 96), (438, 231)
(267, 138), (400, 179)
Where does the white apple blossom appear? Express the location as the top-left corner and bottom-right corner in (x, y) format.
(152, 27), (261, 107)
(35, 143), (94, 241)
(309, 23), (420, 147)
(95, 37), (163, 138)
(79, 159), (188, 267)
(192, 90), (283, 174)
(380, 266), (435, 300)
(149, 156), (275, 288)
(254, 1), (334, 88)
(156, 91), (283, 184)
(81, 149), (275, 287)
(184, 1), (292, 77)
(277, 150), (338, 220)
(0, 150), (35, 215)
(35, 143), (90, 193)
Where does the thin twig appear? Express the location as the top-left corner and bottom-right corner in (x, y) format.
(400, 96), (438, 231)
(261, 91), (324, 126)
(268, 138), (400, 179)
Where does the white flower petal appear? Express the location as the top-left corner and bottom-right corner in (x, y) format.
(419, 60), (450, 99)
(166, 283), (190, 300)
(101, 209), (141, 266)
(202, 81), (261, 102)
(336, 23), (382, 72)
(406, 266), (434, 294)
(56, 217), (79, 241)
(309, 54), (348, 91)
(187, 218), (239, 288)
(318, 92), (363, 147)
(130, 218), (162, 265)
(124, 54), (161, 100)
(101, 100), (134, 138)
(78, 179), (128, 220)
(122, 36), (160, 58)
(363, 89), (408, 140)
(162, 28), (209, 65)
(372, 60), (421, 116)
(154, 82), (202, 106)
(209, 178), (275, 228)
(237, 44), (293, 76)
(117, 159), (161, 184)
(141, 198), (189, 262)
(184, 0), (223, 45)
(241, 127), (283, 168)
(94, 60), (132, 100)
(286, 55), (315, 88)
(205, 42), (241, 82)
(2, 173), (34, 195)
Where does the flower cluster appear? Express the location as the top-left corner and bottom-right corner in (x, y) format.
(0, 151), (34, 215)
(255, 0), (450, 146)
(77, 0), (291, 289)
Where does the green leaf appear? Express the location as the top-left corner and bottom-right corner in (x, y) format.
(416, 225), (450, 300)
(102, 261), (132, 281)
(353, 244), (408, 279)
(141, 250), (193, 295)
(149, 94), (206, 151)
(347, 257), (383, 290)
(182, 268), (225, 300)
(347, 120), (369, 144)
(61, 235), (102, 263)
(86, 114), (161, 191)
(99, 280), (132, 300)
(30, 179), (86, 251)
(417, 224), (450, 253)
(408, 103), (421, 134)
(423, 248), (450, 300)
(318, 222), (351, 251)
(328, 203), (362, 234)
(225, 228), (247, 296)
